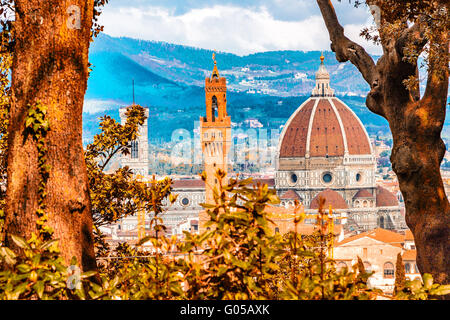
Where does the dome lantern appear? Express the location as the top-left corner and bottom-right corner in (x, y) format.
(312, 53), (335, 97)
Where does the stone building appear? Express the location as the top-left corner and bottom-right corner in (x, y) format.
(333, 228), (421, 294)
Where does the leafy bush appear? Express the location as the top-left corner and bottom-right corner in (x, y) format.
(2, 170), (449, 300)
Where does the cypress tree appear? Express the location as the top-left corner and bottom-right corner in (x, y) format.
(394, 253), (406, 296)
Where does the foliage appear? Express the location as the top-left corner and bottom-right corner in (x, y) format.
(0, 233), (95, 300)
(394, 273), (450, 300)
(85, 104), (146, 228)
(84, 104), (177, 256)
(394, 253), (406, 296)
(1, 169), (450, 300)
(24, 101), (53, 240)
(345, 0), (449, 89)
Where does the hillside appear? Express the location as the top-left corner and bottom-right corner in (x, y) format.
(83, 34), (393, 145)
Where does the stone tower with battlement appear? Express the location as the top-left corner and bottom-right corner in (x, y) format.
(119, 106), (149, 177)
(199, 54), (231, 231)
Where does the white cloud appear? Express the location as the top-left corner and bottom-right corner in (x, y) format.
(83, 99), (123, 114)
(98, 4), (382, 56)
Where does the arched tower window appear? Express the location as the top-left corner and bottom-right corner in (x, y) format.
(131, 140), (139, 159)
(212, 96), (218, 122)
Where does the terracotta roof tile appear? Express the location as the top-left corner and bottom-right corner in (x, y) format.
(280, 99), (315, 157)
(376, 186), (399, 207)
(404, 229), (415, 241)
(402, 250), (417, 261)
(336, 228), (404, 247)
(353, 189), (373, 198)
(309, 99), (345, 157)
(279, 97), (372, 158)
(332, 99), (371, 155)
(310, 189), (348, 209)
(280, 190), (301, 200)
(172, 179), (205, 189)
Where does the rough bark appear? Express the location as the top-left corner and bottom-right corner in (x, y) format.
(4, 1), (96, 271)
(317, 0), (449, 288)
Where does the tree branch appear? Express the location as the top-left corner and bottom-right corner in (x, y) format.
(396, 16), (428, 59)
(422, 30), (449, 108)
(316, 0), (384, 117)
(316, 0), (378, 87)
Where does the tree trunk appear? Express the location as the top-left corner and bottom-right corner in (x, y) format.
(316, 0), (449, 289)
(4, 0), (96, 271)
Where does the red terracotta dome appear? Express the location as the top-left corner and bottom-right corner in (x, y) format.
(353, 189), (374, 199)
(278, 57), (372, 159)
(280, 190), (301, 200)
(376, 186), (399, 207)
(279, 97), (372, 158)
(310, 189), (348, 210)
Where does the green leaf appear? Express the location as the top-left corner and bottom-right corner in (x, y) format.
(33, 281), (45, 299)
(431, 285), (450, 296)
(81, 271), (98, 279)
(423, 273), (433, 290)
(11, 235), (30, 249)
(16, 264), (31, 273)
(136, 236), (152, 246)
(0, 247), (17, 265)
(39, 239), (58, 251)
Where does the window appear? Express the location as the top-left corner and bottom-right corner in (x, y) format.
(363, 248), (368, 258)
(405, 263), (411, 273)
(181, 197), (190, 206)
(275, 227), (280, 234)
(364, 262), (372, 273)
(322, 172), (333, 184)
(131, 140), (139, 159)
(211, 96), (218, 121)
(356, 173), (362, 182)
(384, 262), (395, 278)
(290, 173), (298, 184)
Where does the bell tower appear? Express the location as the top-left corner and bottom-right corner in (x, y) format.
(200, 53), (231, 231)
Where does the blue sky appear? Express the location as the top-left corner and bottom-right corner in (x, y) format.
(98, 0), (382, 55)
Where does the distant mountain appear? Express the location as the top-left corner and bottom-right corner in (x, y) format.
(88, 33), (372, 97)
(83, 34), (391, 145)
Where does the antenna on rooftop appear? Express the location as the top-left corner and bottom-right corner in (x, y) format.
(132, 79), (135, 105)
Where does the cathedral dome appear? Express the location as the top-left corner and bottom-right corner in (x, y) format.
(310, 189), (348, 210)
(376, 186), (399, 207)
(278, 57), (372, 159)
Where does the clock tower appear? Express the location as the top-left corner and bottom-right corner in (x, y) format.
(199, 53), (231, 231)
